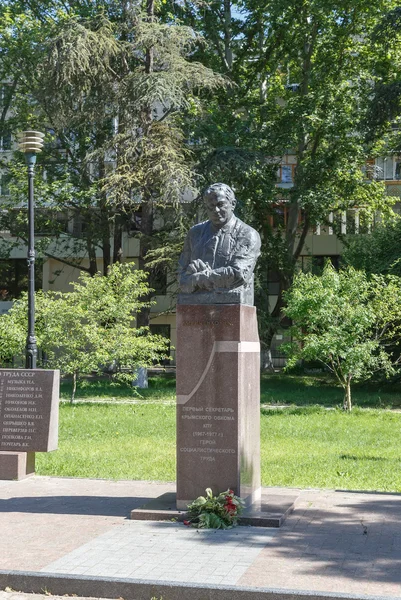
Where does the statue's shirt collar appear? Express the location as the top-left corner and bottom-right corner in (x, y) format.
(210, 215), (236, 235)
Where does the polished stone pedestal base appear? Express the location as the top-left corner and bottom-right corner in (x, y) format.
(176, 304), (261, 509)
(130, 491), (297, 528)
(0, 451), (35, 480)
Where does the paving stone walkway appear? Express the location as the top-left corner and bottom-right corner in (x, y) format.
(41, 521), (277, 586)
(1, 477), (401, 598)
(239, 488), (401, 597)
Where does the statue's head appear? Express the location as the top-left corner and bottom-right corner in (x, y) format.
(203, 183), (236, 228)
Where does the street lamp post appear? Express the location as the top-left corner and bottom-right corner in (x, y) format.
(17, 130), (44, 369)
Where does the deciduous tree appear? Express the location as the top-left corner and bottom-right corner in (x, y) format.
(176, 0), (399, 367)
(343, 218), (401, 276)
(0, 263), (168, 401)
(283, 263), (401, 410)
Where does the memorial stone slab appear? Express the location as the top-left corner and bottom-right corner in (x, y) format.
(0, 369), (59, 452)
(176, 304), (261, 509)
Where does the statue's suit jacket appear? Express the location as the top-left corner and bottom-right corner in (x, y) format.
(178, 216), (261, 295)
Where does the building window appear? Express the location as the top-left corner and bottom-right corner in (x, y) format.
(268, 204), (288, 228)
(0, 173), (10, 196)
(266, 269), (280, 295)
(0, 259), (42, 301)
(375, 157), (394, 180)
(0, 85), (11, 108)
(0, 132), (11, 151)
(35, 211), (69, 235)
(271, 328), (292, 359)
(128, 209), (142, 233)
(280, 164), (293, 183)
(72, 215), (88, 238)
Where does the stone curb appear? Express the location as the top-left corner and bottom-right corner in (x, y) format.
(0, 571), (399, 600)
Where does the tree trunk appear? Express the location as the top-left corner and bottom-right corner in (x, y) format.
(70, 371), (77, 404)
(137, 200), (154, 329)
(343, 377), (352, 411)
(87, 240), (98, 276)
(137, 1), (155, 330)
(261, 347), (275, 372)
(113, 214), (123, 264)
(98, 158), (111, 275)
(259, 315), (277, 371)
(223, 0), (233, 71)
(262, 281), (287, 367)
(102, 231), (111, 275)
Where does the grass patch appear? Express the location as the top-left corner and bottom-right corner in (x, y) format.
(260, 373), (401, 408)
(261, 406), (401, 491)
(60, 373), (401, 409)
(61, 373), (401, 408)
(37, 403), (176, 480)
(60, 375), (176, 403)
(37, 402), (401, 492)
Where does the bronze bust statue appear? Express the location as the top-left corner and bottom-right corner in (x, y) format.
(178, 183), (261, 305)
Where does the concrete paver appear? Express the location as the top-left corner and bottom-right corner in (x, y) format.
(41, 521), (277, 586)
(239, 488), (401, 597)
(0, 477), (173, 571)
(1, 477), (401, 598)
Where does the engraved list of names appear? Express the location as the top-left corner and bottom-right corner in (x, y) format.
(0, 369), (60, 452)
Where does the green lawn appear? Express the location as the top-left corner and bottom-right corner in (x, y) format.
(261, 406), (401, 491)
(37, 396), (401, 492)
(260, 373), (401, 408)
(37, 403), (176, 481)
(60, 372), (401, 408)
(60, 375), (176, 403)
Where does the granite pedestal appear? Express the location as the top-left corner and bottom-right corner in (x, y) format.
(175, 303), (261, 509)
(131, 304), (297, 526)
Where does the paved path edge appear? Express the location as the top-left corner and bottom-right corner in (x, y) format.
(0, 570), (399, 600)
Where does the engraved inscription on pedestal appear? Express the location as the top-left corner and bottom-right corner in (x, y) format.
(0, 369), (59, 452)
(178, 404), (237, 464)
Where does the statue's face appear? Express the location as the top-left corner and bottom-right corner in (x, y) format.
(204, 189), (235, 228)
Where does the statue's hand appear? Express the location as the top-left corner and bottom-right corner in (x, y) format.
(186, 260), (211, 274)
(193, 271), (214, 290)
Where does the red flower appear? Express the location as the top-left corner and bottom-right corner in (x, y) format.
(224, 502), (237, 515)
(183, 520), (191, 526)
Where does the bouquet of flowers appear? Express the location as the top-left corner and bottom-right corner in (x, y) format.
(185, 488), (245, 529)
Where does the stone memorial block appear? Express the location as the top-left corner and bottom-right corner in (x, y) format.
(0, 369), (59, 452)
(176, 303), (261, 509)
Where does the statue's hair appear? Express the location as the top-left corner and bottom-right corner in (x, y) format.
(203, 183), (236, 206)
